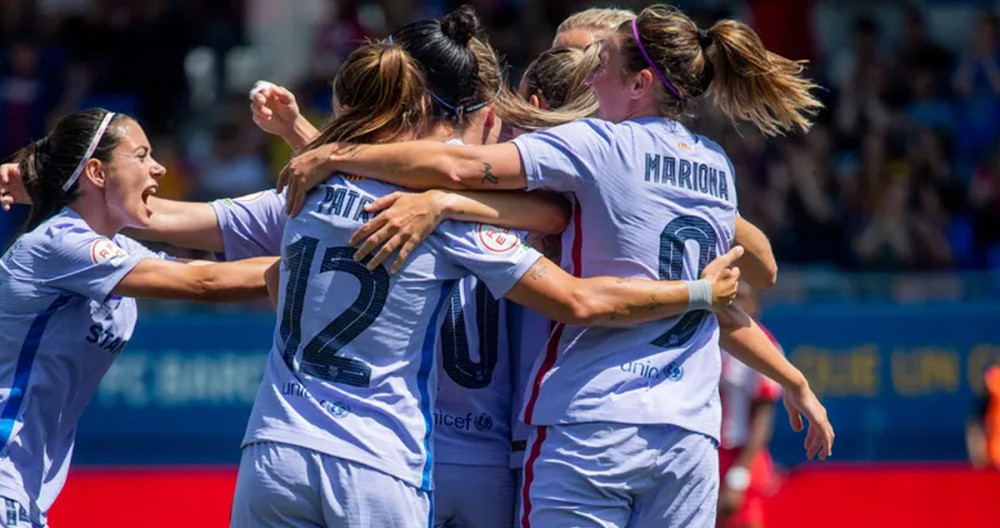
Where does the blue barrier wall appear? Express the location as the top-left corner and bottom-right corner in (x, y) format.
(74, 311), (274, 465)
(72, 303), (1000, 466)
(763, 302), (1000, 466)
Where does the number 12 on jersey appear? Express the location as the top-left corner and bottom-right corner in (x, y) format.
(279, 236), (390, 388)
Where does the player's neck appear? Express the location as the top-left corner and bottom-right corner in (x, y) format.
(421, 121), (459, 143)
(620, 98), (662, 123)
(67, 199), (120, 239)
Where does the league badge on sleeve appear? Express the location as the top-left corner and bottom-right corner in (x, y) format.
(476, 224), (521, 254)
(90, 238), (128, 265)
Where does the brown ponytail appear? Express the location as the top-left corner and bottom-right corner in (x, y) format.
(704, 19), (822, 135)
(620, 5), (822, 136)
(303, 40), (426, 151)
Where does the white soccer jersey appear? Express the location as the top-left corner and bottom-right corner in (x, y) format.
(511, 117), (738, 442)
(0, 208), (165, 525)
(434, 277), (512, 467)
(242, 174), (541, 491)
(208, 161), (520, 470)
(209, 189), (287, 260)
(507, 303), (550, 470)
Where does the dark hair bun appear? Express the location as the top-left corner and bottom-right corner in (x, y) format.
(440, 5), (480, 46)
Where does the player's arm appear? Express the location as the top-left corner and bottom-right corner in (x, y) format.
(122, 197), (224, 252)
(717, 308), (834, 460)
(249, 81), (319, 150)
(112, 257), (275, 302)
(279, 141), (527, 216)
(264, 259), (281, 308)
(349, 189), (570, 273)
(504, 247), (743, 327)
(734, 216), (778, 289)
(6, 164), (227, 254)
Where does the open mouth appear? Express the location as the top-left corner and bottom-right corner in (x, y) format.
(141, 185), (158, 205)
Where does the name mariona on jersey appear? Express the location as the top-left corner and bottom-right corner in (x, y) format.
(643, 153), (730, 201)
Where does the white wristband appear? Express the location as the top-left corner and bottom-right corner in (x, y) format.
(724, 466), (751, 491)
(685, 279), (712, 311)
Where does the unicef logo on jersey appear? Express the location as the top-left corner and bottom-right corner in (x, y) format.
(474, 413), (493, 432)
(434, 410), (493, 432)
(620, 360), (685, 382)
(320, 400), (351, 418)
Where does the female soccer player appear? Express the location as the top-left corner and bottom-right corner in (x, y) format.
(0, 109), (273, 527)
(275, 5), (833, 527)
(229, 19), (743, 527)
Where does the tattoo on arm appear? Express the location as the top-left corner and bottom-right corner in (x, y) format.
(481, 162), (499, 185)
(333, 144), (362, 159)
(530, 261), (550, 281)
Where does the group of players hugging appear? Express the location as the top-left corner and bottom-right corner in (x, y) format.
(0, 4), (833, 528)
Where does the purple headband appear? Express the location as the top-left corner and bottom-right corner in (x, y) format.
(631, 18), (683, 100)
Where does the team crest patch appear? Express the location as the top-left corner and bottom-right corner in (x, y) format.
(90, 238), (128, 264)
(235, 190), (267, 203)
(476, 224), (520, 254)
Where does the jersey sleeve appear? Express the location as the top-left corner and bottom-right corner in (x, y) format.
(511, 119), (614, 193)
(427, 220), (542, 298)
(209, 189), (287, 260)
(41, 226), (149, 302)
(115, 235), (173, 261)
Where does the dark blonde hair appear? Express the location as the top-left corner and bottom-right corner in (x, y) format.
(557, 8), (636, 37)
(620, 5), (822, 136)
(304, 40), (425, 151)
(465, 33), (593, 130)
(523, 45), (600, 112)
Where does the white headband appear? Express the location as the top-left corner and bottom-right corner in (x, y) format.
(61, 111), (116, 193)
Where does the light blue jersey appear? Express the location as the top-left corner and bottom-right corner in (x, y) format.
(242, 174), (541, 491)
(507, 303), (550, 470)
(209, 189), (287, 261)
(0, 208), (165, 525)
(209, 176), (518, 471)
(511, 117), (738, 442)
(434, 277), (511, 467)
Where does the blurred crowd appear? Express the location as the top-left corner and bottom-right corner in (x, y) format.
(2, 0), (1000, 272)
